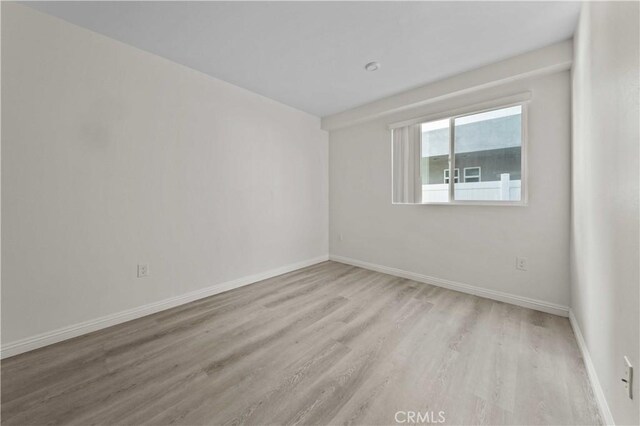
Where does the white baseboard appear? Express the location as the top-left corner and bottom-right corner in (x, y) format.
(1, 255), (329, 359)
(329, 254), (569, 317)
(569, 310), (615, 425)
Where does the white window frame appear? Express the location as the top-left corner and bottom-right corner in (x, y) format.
(389, 93), (529, 206)
(463, 167), (481, 183)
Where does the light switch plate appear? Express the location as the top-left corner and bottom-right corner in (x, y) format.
(623, 356), (633, 399)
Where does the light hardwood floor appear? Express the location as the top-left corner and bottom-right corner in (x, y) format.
(1, 261), (600, 425)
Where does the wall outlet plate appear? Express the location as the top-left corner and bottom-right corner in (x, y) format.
(137, 264), (150, 278)
(516, 257), (528, 271)
(623, 356), (633, 399)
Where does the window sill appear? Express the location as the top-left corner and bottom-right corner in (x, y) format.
(394, 201), (528, 207)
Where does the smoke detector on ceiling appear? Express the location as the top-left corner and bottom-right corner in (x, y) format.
(364, 61), (380, 72)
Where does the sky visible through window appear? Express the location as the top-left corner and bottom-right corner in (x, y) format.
(420, 106), (521, 132)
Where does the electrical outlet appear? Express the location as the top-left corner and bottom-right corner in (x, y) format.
(137, 264), (150, 278)
(516, 257), (528, 271)
(623, 356), (633, 399)
(338, 233), (343, 242)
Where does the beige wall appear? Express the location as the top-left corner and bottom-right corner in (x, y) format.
(571, 2), (640, 425)
(329, 70), (572, 309)
(1, 4), (328, 345)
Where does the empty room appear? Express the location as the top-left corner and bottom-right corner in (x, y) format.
(1, 1), (638, 425)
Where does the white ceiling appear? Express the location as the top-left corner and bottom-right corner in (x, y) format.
(25, 1), (581, 117)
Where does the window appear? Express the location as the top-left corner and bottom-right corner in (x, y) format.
(393, 103), (526, 205)
(453, 106), (523, 202)
(463, 167), (481, 183)
(444, 168), (459, 184)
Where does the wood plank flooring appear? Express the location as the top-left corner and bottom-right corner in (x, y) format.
(1, 261), (601, 425)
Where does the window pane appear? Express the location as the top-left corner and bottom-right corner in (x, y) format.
(453, 106), (522, 201)
(421, 119), (450, 203)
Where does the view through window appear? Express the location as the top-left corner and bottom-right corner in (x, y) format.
(420, 105), (524, 203)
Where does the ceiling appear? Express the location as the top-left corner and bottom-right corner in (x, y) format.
(25, 1), (581, 117)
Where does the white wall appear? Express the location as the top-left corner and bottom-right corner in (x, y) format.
(1, 4), (328, 346)
(571, 2), (640, 425)
(329, 70), (571, 310)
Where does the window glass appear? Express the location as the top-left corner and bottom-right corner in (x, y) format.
(453, 106), (522, 201)
(420, 119), (450, 203)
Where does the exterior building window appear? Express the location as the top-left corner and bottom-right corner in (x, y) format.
(464, 167), (481, 183)
(444, 168), (459, 184)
